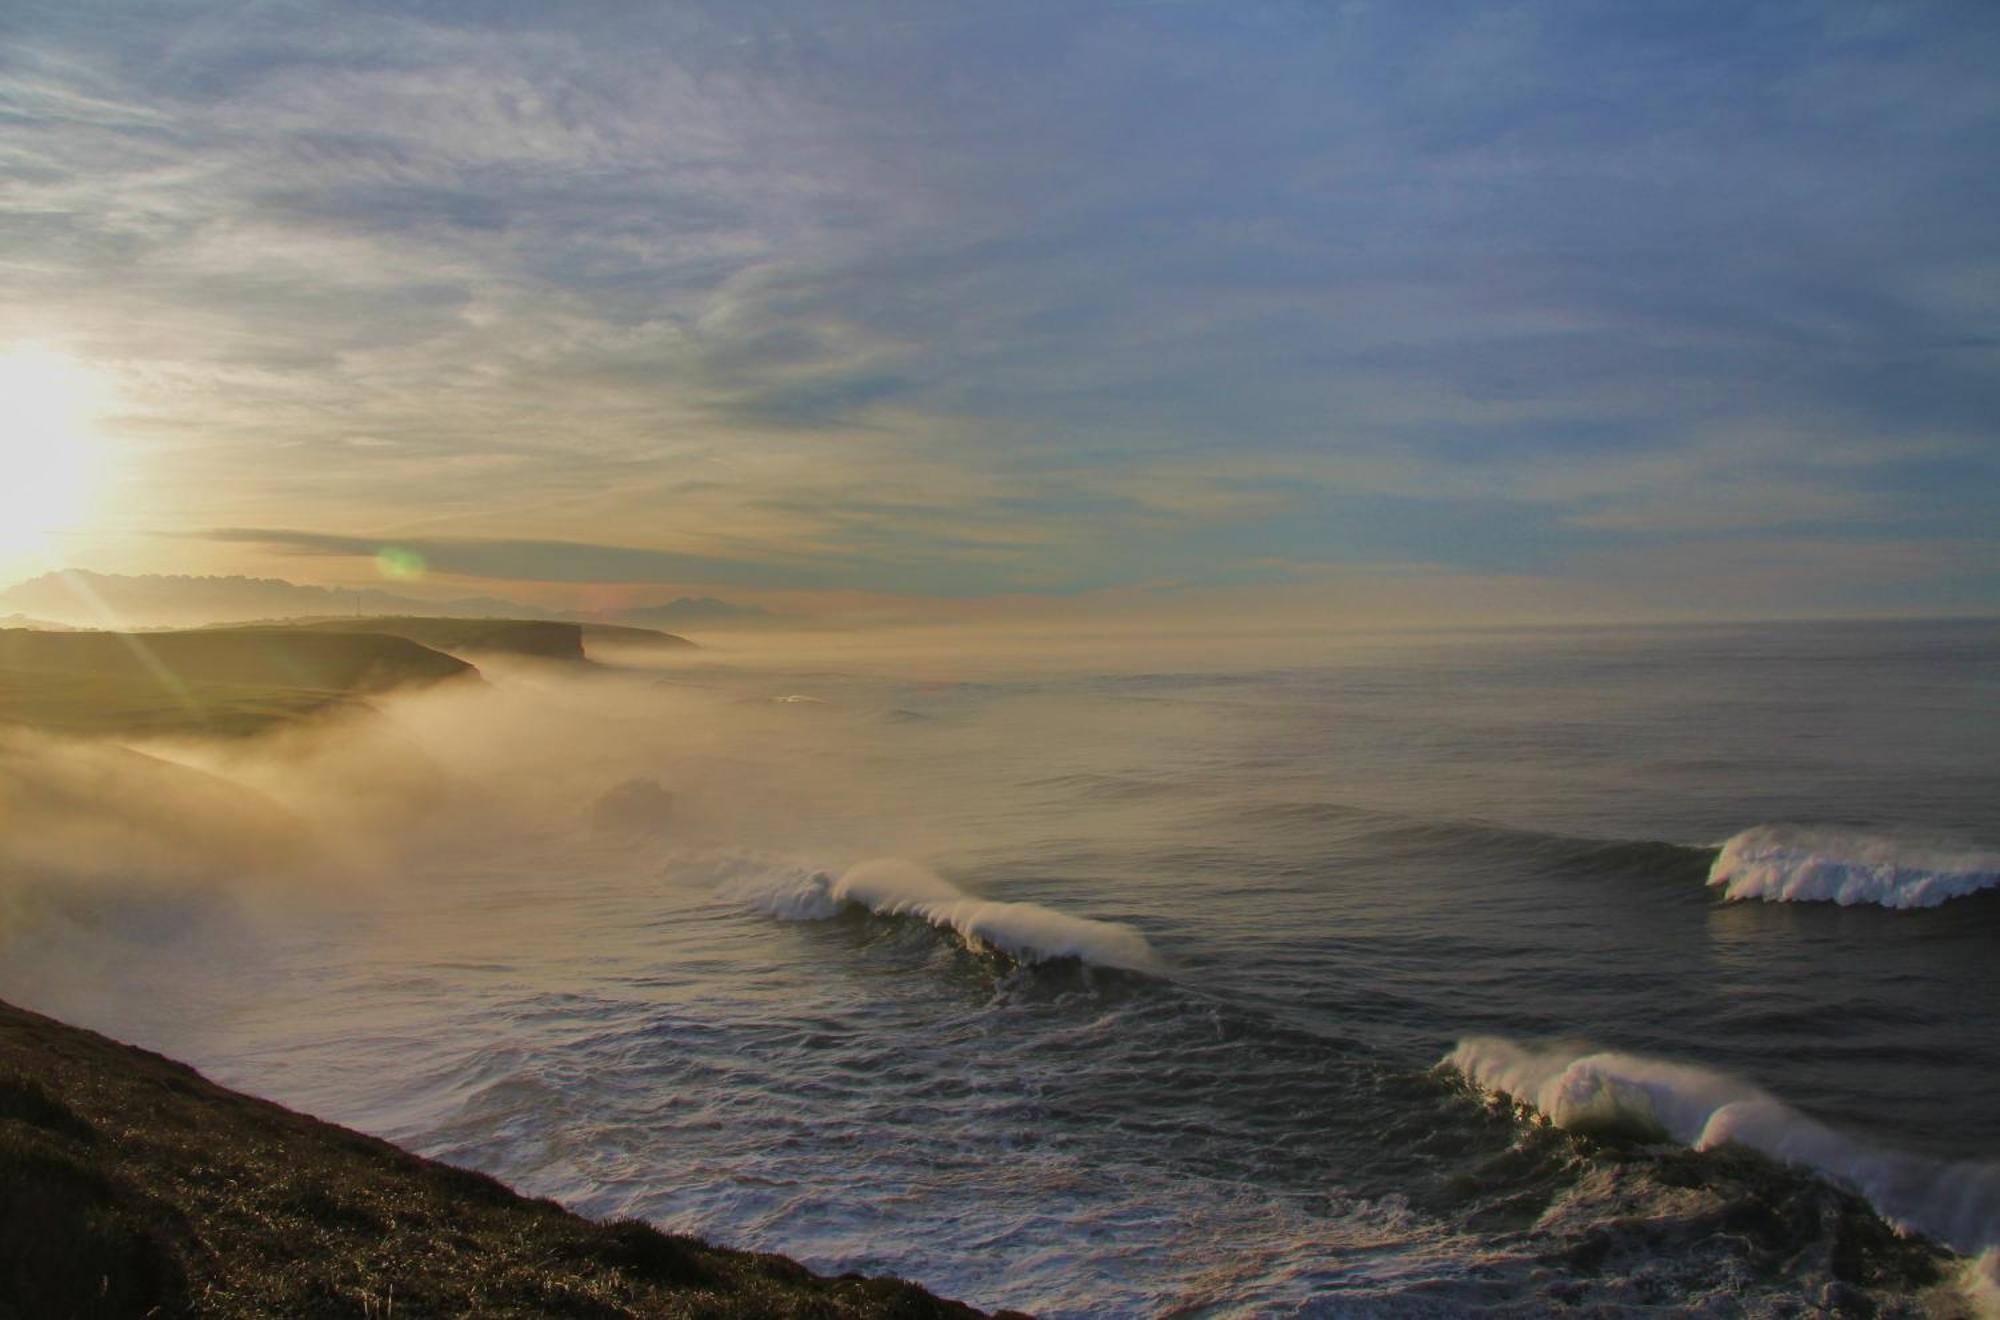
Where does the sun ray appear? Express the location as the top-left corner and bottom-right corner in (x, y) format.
(49, 567), (205, 716)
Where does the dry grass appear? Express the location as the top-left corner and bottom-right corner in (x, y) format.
(0, 626), (476, 738)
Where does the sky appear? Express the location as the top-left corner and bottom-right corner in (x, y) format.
(1, 0), (1996, 628)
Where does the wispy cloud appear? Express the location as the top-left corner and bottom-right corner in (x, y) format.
(3, 0), (1996, 617)
(202, 527), (844, 589)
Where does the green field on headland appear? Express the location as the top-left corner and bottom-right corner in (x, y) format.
(0, 626), (478, 737)
(239, 615), (593, 661)
(0, 617), (692, 737)
(249, 616), (695, 660)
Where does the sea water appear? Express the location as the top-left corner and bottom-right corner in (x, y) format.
(4, 618), (1997, 1315)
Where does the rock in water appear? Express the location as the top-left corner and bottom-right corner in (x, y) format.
(591, 777), (674, 835)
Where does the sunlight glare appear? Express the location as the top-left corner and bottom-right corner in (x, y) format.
(0, 348), (109, 571)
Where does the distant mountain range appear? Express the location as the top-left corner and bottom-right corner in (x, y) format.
(0, 571), (774, 631)
(0, 612), (81, 631)
(615, 596), (771, 625)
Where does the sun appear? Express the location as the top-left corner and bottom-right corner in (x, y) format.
(0, 348), (109, 572)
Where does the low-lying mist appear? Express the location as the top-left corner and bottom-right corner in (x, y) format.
(0, 641), (1216, 1046)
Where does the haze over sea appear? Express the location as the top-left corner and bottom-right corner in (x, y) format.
(5, 617), (1996, 1316)
(5, 0), (2000, 1312)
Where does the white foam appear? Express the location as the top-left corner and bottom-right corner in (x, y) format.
(732, 857), (1159, 972)
(1447, 1036), (2000, 1260)
(1707, 825), (2000, 909)
(1446, 1037), (1758, 1143)
(705, 856), (844, 920)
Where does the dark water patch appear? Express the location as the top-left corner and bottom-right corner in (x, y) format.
(1212, 799), (1716, 887)
(1016, 771), (1187, 803)
(1349, 814), (1712, 880)
(1227, 798), (1384, 829)
(811, 904), (1023, 996)
(1078, 671), (1276, 694)
(1710, 999), (1953, 1039)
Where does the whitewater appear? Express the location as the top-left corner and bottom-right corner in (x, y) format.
(3, 617), (1998, 1316)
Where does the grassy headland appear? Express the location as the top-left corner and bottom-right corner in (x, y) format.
(259, 616), (593, 662)
(579, 621), (699, 652)
(0, 616), (696, 739)
(0, 997), (1012, 1318)
(0, 627), (478, 738)
(228, 617), (696, 662)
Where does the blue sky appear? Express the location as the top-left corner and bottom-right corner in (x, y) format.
(2, 0), (1996, 623)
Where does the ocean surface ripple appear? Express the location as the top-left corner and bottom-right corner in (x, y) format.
(4, 619), (1998, 1316)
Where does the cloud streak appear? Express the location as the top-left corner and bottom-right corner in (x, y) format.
(202, 528), (844, 590)
(3, 0), (1996, 618)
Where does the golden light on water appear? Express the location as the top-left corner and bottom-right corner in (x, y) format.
(0, 349), (110, 574)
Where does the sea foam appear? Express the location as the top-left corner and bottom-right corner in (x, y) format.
(1707, 825), (2000, 909)
(731, 857), (1159, 972)
(1447, 1036), (2000, 1262)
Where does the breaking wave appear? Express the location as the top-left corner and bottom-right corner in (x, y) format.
(1708, 825), (2000, 909)
(1447, 1036), (2000, 1261)
(728, 857), (1159, 972)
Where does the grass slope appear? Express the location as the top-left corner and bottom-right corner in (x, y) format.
(579, 623), (698, 652)
(0, 998), (1013, 1319)
(0, 628), (476, 738)
(230, 618), (696, 661)
(266, 617), (592, 662)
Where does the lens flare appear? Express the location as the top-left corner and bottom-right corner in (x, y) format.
(375, 546), (427, 580)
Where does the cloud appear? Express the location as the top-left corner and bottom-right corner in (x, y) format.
(1560, 536), (2000, 618)
(201, 527), (845, 589)
(3, 0), (1997, 617)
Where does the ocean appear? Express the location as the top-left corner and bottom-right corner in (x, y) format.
(4, 618), (1998, 1315)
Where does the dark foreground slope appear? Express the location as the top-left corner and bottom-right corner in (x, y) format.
(0, 998), (1012, 1319)
(0, 627), (476, 737)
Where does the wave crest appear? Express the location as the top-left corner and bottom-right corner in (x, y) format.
(732, 857), (1159, 972)
(1707, 825), (2000, 909)
(1446, 1036), (2000, 1261)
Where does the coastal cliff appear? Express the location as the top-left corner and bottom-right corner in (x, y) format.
(0, 998), (1014, 1318)
(0, 626), (478, 737)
